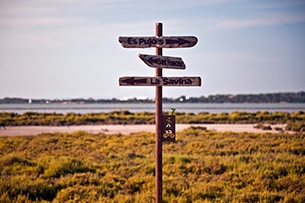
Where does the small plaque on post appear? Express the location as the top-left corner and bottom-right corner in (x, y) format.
(162, 115), (176, 142)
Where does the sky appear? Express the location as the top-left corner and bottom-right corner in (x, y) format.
(0, 0), (304, 100)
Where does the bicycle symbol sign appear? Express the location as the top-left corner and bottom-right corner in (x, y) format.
(162, 115), (175, 142)
(163, 130), (175, 138)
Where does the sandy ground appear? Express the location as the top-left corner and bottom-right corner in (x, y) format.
(0, 124), (287, 136)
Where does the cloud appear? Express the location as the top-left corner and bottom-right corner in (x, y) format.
(197, 52), (278, 65)
(0, 17), (70, 28)
(0, 0), (103, 49)
(248, 0), (305, 9)
(216, 12), (305, 29)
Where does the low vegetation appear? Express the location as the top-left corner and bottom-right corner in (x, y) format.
(1, 110), (304, 128)
(1, 110), (304, 132)
(0, 128), (304, 202)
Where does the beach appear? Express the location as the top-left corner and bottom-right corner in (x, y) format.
(0, 124), (286, 136)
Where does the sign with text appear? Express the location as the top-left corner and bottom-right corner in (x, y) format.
(118, 23), (199, 203)
(118, 36), (198, 48)
(119, 76), (201, 86)
(162, 115), (175, 142)
(138, 54), (185, 69)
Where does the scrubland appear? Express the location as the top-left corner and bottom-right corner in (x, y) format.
(0, 126), (304, 202)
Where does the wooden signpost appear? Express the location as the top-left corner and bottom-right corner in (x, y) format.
(119, 76), (201, 86)
(118, 36), (198, 48)
(118, 23), (200, 203)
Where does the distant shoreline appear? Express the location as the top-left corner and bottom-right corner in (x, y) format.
(1, 91), (304, 104)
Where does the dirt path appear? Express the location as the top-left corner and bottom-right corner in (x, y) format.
(0, 124), (286, 136)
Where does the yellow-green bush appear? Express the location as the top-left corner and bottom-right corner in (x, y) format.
(1, 111), (304, 127)
(0, 129), (304, 202)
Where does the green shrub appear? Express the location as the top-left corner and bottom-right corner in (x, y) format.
(286, 121), (305, 132)
(43, 157), (95, 178)
(1, 111), (304, 128)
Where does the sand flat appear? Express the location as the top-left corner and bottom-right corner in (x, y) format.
(0, 124), (286, 137)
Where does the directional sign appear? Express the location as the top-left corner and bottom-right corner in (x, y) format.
(118, 36), (198, 48)
(138, 54), (185, 69)
(162, 115), (175, 142)
(119, 76), (201, 86)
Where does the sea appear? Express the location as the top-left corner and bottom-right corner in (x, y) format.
(0, 103), (304, 114)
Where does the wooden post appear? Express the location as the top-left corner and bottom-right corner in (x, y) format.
(118, 22), (200, 203)
(155, 22), (163, 203)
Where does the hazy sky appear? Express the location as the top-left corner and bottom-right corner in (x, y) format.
(0, 0), (304, 99)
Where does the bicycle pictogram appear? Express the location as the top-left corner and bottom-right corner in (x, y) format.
(163, 130), (175, 138)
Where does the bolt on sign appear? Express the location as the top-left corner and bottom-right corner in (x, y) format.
(162, 115), (176, 142)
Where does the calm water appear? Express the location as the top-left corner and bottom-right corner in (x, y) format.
(0, 103), (304, 114)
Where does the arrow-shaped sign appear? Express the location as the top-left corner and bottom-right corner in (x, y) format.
(119, 76), (201, 86)
(118, 36), (198, 48)
(119, 77), (148, 86)
(138, 54), (185, 69)
(165, 38), (191, 46)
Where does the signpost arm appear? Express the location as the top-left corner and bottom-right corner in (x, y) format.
(155, 22), (163, 203)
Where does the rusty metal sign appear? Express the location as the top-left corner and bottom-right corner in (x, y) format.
(138, 54), (185, 69)
(118, 36), (198, 48)
(162, 115), (176, 142)
(119, 76), (201, 86)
